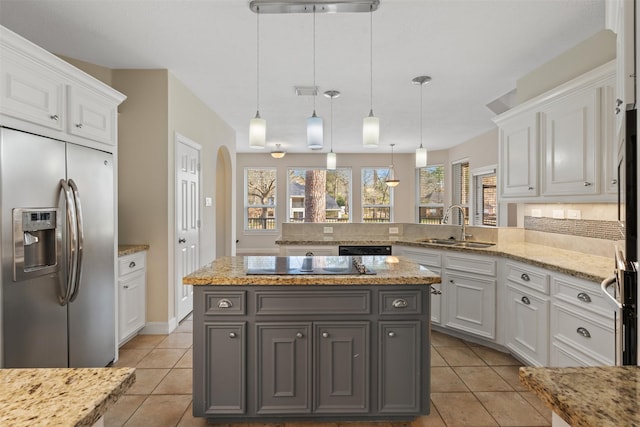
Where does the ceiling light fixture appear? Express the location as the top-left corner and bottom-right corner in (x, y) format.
(413, 75), (431, 168)
(324, 90), (340, 170)
(271, 143), (286, 158)
(249, 6), (266, 149)
(385, 143), (400, 187)
(249, 0), (379, 14)
(307, 6), (323, 150)
(362, 3), (379, 148)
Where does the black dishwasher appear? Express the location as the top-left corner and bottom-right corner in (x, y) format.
(338, 245), (392, 256)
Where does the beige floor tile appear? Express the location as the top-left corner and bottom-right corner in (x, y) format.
(431, 367), (469, 392)
(175, 320), (193, 333)
(136, 348), (188, 369)
(156, 332), (193, 349)
(104, 395), (146, 426)
(124, 394), (191, 427)
(152, 368), (193, 395)
(411, 402), (446, 426)
(431, 392), (498, 426)
(125, 368), (169, 395)
(470, 346), (522, 366)
(492, 365), (529, 392)
(436, 346), (486, 366)
(430, 331), (468, 347)
(453, 366), (513, 392)
(121, 334), (167, 350)
(113, 349), (152, 368)
(430, 347), (447, 367)
(475, 392), (550, 426)
(175, 348), (193, 368)
(519, 392), (553, 424)
(177, 402), (211, 427)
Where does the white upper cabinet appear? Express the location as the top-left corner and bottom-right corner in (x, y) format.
(496, 112), (539, 198)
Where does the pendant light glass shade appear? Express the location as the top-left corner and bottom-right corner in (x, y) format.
(324, 89), (340, 170)
(413, 75), (432, 167)
(363, 110), (379, 148)
(415, 144), (427, 168)
(327, 151), (336, 170)
(249, 112), (266, 149)
(307, 111), (323, 149)
(385, 143), (400, 187)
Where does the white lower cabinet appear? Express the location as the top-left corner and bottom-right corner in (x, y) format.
(118, 251), (147, 345)
(281, 245), (338, 256)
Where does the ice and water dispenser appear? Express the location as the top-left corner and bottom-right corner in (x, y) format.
(12, 208), (61, 281)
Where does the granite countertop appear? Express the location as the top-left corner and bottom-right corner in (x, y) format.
(277, 239), (612, 283)
(118, 244), (149, 256)
(519, 366), (640, 427)
(183, 255), (440, 286)
(0, 367), (135, 427)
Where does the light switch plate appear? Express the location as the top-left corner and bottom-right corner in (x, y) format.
(389, 227), (399, 234)
(552, 209), (565, 219)
(205, 197), (213, 207)
(323, 226), (333, 234)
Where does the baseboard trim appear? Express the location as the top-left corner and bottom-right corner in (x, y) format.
(140, 318), (178, 335)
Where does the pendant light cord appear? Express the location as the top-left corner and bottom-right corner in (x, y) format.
(256, 7), (260, 114)
(313, 5), (317, 112)
(330, 94), (333, 152)
(420, 81), (423, 149)
(369, 4), (373, 112)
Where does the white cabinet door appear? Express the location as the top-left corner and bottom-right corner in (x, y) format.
(444, 271), (496, 339)
(505, 284), (550, 366)
(67, 85), (117, 145)
(118, 271), (146, 345)
(541, 88), (599, 196)
(498, 112), (538, 198)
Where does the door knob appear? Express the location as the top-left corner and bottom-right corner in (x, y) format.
(178, 238), (186, 244)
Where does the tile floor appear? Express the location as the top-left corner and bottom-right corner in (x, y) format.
(105, 318), (552, 427)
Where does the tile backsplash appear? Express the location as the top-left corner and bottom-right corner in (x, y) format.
(524, 216), (622, 241)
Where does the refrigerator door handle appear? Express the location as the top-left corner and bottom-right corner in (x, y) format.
(68, 179), (83, 302)
(600, 275), (622, 309)
(59, 179), (78, 306)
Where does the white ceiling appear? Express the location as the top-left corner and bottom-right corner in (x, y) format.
(0, 0), (606, 154)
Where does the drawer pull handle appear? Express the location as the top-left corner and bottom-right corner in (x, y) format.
(217, 299), (233, 308)
(123, 285), (129, 289)
(229, 332), (237, 338)
(296, 332), (304, 339)
(322, 332), (329, 338)
(576, 327), (591, 338)
(583, 181), (592, 187)
(50, 114), (59, 121)
(392, 298), (408, 308)
(520, 273), (530, 282)
(388, 331), (396, 337)
(528, 186), (534, 190)
(430, 286), (442, 295)
(577, 292), (591, 303)
(129, 261), (136, 268)
(521, 296), (531, 305)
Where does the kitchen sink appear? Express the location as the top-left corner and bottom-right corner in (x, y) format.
(418, 238), (495, 249)
(418, 238), (459, 245)
(453, 241), (495, 249)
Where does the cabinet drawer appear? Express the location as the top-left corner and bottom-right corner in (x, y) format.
(444, 253), (496, 276)
(118, 252), (146, 277)
(551, 303), (614, 364)
(552, 276), (614, 320)
(504, 262), (549, 294)
(379, 290), (422, 315)
(398, 248), (441, 269)
(256, 290), (370, 315)
(204, 291), (246, 315)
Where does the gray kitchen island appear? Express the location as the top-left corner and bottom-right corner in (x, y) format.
(183, 255), (440, 424)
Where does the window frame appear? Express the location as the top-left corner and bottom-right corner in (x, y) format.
(415, 164), (445, 224)
(361, 167), (394, 223)
(471, 165), (498, 227)
(450, 159), (470, 225)
(244, 167), (277, 232)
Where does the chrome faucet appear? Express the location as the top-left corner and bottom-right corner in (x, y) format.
(442, 204), (468, 241)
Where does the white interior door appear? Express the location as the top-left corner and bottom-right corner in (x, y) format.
(175, 134), (201, 322)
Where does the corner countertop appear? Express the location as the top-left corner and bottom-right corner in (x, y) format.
(183, 255), (440, 286)
(0, 367), (135, 427)
(118, 244), (149, 256)
(519, 366), (640, 427)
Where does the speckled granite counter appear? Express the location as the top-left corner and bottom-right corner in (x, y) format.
(519, 366), (640, 427)
(0, 367), (135, 427)
(183, 255), (439, 286)
(118, 244), (149, 256)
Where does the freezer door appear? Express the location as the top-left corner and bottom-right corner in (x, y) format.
(1, 128), (68, 368)
(66, 142), (115, 367)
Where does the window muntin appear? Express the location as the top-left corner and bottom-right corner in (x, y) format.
(245, 168), (277, 230)
(287, 168), (351, 223)
(416, 165), (445, 224)
(362, 167), (392, 222)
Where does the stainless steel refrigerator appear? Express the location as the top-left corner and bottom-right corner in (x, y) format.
(0, 127), (115, 368)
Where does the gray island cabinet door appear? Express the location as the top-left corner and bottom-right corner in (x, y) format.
(378, 321), (421, 413)
(203, 322), (246, 415)
(256, 323), (312, 414)
(315, 322), (370, 413)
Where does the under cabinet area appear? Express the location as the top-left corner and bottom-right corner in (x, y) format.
(193, 286), (430, 423)
(118, 251), (147, 345)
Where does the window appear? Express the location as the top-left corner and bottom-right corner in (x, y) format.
(450, 160), (470, 224)
(416, 165), (445, 224)
(245, 168), (276, 230)
(362, 167), (392, 222)
(287, 168), (351, 223)
(472, 168), (497, 226)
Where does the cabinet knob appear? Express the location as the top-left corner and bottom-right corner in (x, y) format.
(577, 292), (591, 303)
(430, 286), (442, 295)
(217, 299), (233, 308)
(129, 261), (136, 268)
(576, 327), (591, 338)
(617, 98), (624, 106)
(392, 298), (408, 308)
(528, 186), (534, 190)
(583, 181), (592, 187)
(50, 114), (59, 121)
(296, 332), (304, 339)
(75, 123), (83, 129)
(123, 285), (129, 289)
(322, 332), (329, 338)
(449, 279), (454, 284)
(616, 107), (621, 114)
(388, 331), (396, 337)
(611, 179), (618, 185)
(229, 332), (237, 338)
(521, 296), (531, 305)
(178, 238), (186, 244)
(520, 273), (530, 282)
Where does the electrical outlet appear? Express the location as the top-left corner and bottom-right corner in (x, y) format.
(531, 209), (542, 218)
(205, 197), (213, 207)
(552, 209), (565, 219)
(567, 209), (581, 219)
(389, 227), (399, 234)
(323, 226), (333, 234)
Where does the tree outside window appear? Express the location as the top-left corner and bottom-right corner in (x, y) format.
(288, 168), (351, 223)
(417, 165), (445, 224)
(245, 168), (276, 230)
(362, 167), (392, 222)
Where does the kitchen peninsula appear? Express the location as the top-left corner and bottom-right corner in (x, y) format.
(184, 255), (439, 423)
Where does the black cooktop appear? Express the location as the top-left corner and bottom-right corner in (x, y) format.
(245, 256), (376, 275)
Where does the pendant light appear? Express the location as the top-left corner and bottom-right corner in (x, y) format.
(363, 4), (379, 148)
(249, 6), (266, 149)
(307, 6), (323, 150)
(270, 143), (286, 158)
(385, 143), (400, 187)
(413, 75), (431, 167)
(324, 90), (339, 170)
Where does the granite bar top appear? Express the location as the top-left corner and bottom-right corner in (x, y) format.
(278, 239), (612, 283)
(183, 255), (440, 286)
(118, 244), (149, 256)
(519, 366), (640, 427)
(0, 367), (135, 427)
